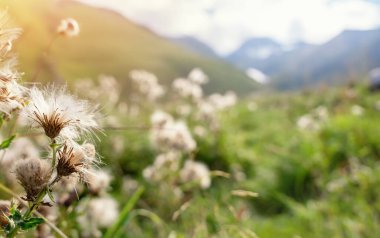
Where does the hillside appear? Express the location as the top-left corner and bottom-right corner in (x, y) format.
(171, 36), (219, 59)
(0, 0), (256, 95)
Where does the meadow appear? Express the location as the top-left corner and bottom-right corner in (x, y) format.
(0, 5), (380, 238)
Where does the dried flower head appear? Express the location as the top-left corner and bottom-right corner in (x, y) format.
(56, 142), (99, 179)
(15, 158), (52, 200)
(56, 145), (83, 177)
(21, 86), (99, 140)
(0, 200), (10, 228)
(57, 18), (80, 37)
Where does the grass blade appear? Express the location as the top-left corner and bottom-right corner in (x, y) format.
(104, 186), (144, 238)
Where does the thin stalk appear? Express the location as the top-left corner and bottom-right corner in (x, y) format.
(104, 186), (144, 238)
(50, 142), (58, 167)
(23, 188), (47, 219)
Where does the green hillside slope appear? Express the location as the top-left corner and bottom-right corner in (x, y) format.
(1, 0), (256, 95)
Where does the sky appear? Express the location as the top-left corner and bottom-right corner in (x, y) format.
(80, 0), (380, 55)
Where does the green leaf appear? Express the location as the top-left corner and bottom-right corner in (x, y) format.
(19, 217), (45, 230)
(104, 186), (144, 238)
(10, 209), (22, 222)
(46, 188), (55, 203)
(0, 135), (15, 150)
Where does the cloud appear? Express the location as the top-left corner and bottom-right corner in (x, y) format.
(80, 0), (380, 55)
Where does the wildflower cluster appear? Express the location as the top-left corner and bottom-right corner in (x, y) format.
(130, 70), (165, 102)
(297, 106), (329, 131)
(0, 15), (118, 238)
(0, 13), (24, 118)
(143, 69), (237, 192)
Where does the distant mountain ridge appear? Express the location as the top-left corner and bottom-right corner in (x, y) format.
(226, 30), (380, 89)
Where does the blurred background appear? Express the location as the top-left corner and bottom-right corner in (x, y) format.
(2, 0), (380, 237)
(3, 0), (380, 92)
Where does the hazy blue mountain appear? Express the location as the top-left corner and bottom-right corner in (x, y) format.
(227, 30), (380, 89)
(227, 37), (284, 69)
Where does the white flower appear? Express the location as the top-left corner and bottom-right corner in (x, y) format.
(180, 160), (211, 189)
(151, 119), (196, 152)
(87, 197), (118, 228)
(297, 114), (319, 131)
(86, 169), (112, 195)
(130, 70), (165, 100)
(208, 91), (237, 110)
(143, 151), (181, 182)
(297, 106), (329, 131)
(57, 18), (80, 37)
(21, 86), (99, 140)
(0, 18), (25, 116)
(188, 68), (209, 85)
(172, 78), (203, 100)
(151, 110), (173, 128)
(351, 105), (364, 116)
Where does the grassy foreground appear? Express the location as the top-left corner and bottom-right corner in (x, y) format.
(90, 83), (380, 237)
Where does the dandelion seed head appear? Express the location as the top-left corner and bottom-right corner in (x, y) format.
(0, 200), (10, 228)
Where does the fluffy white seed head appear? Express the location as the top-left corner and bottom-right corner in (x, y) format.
(172, 78), (203, 100)
(87, 197), (118, 228)
(86, 169), (112, 195)
(180, 160), (211, 189)
(188, 68), (209, 85)
(0, 15), (25, 116)
(15, 157), (52, 200)
(143, 151), (181, 182)
(21, 86), (99, 140)
(130, 70), (165, 101)
(57, 18), (80, 37)
(150, 116), (196, 152)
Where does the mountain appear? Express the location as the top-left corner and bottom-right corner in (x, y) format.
(0, 0), (256, 95)
(227, 30), (380, 90)
(171, 36), (219, 58)
(227, 37), (284, 69)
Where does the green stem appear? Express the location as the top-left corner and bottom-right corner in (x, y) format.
(50, 142), (58, 167)
(7, 140), (59, 237)
(24, 188), (47, 219)
(7, 187), (48, 237)
(7, 226), (19, 238)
